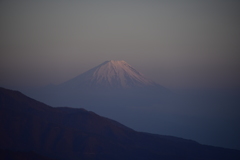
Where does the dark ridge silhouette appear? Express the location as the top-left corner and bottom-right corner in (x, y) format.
(1, 87), (240, 160)
(0, 149), (56, 160)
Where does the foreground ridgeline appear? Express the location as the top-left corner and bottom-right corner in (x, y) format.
(0, 87), (240, 160)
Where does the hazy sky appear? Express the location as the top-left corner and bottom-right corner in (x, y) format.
(1, 0), (240, 89)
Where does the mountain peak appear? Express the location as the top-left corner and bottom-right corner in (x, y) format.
(60, 60), (158, 90)
(103, 60), (128, 67)
(108, 60), (126, 64)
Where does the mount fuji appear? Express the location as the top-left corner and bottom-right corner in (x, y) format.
(22, 60), (169, 107)
(59, 60), (162, 91)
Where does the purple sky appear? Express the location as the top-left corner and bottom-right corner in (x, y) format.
(1, 0), (240, 89)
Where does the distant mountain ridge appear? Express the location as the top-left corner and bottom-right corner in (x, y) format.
(1, 87), (240, 160)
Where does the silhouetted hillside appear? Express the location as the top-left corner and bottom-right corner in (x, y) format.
(1, 87), (240, 160)
(0, 149), (56, 160)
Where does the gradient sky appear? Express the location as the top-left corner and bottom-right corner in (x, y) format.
(1, 0), (240, 89)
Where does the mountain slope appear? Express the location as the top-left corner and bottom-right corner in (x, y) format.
(0, 149), (56, 160)
(1, 87), (240, 160)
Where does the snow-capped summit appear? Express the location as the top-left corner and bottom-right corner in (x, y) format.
(60, 60), (159, 90)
